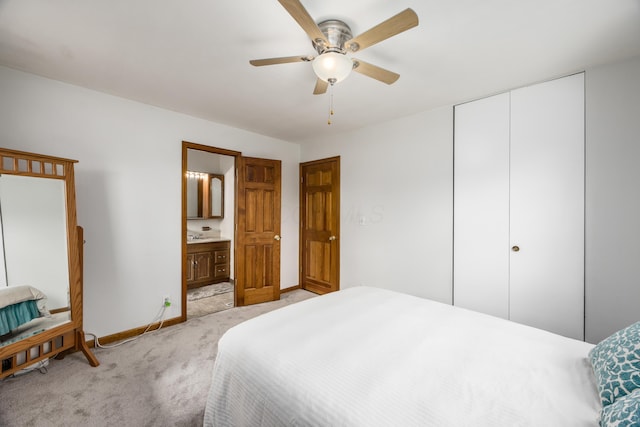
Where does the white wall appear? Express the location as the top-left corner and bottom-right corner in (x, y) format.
(2, 53), (638, 343)
(0, 66), (300, 338)
(585, 56), (640, 343)
(300, 107), (454, 304)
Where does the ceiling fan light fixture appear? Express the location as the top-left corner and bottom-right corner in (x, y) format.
(312, 51), (353, 84)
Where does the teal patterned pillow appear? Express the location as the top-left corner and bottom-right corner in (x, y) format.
(589, 322), (640, 407)
(600, 389), (640, 427)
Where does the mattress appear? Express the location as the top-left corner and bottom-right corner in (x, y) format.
(204, 286), (601, 426)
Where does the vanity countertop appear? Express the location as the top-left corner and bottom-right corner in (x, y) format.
(187, 237), (230, 244)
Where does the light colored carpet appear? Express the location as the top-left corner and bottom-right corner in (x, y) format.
(0, 289), (315, 427)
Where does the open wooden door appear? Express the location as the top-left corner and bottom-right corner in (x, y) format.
(235, 156), (281, 306)
(300, 157), (340, 294)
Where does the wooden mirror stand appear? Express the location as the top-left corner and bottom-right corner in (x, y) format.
(0, 148), (98, 378)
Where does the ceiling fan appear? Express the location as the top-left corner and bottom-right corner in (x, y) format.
(250, 0), (419, 95)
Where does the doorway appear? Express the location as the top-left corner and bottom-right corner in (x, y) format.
(299, 156), (340, 294)
(182, 142), (240, 320)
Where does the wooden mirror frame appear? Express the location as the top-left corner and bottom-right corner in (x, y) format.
(0, 148), (98, 378)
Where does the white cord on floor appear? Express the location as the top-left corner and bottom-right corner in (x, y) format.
(86, 304), (167, 349)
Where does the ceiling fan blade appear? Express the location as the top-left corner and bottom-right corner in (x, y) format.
(250, 55), (313, 66)
(278, 0), (328, 45)
(313, 78), (328, 95)
(352, 59), (400, 85)
(344, 8), (418, 53)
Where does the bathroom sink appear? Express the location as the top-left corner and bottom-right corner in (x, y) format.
(187, 237), (227, 244)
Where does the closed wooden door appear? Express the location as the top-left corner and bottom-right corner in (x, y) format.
(235, 156), (281, 306)
(300, 157), (340, 294)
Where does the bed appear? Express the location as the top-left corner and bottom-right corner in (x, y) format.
(204, 286), (639, 426)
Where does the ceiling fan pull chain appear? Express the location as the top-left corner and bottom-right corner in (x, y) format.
(328, 78), (336, 125)
(327, 88), (333, 125)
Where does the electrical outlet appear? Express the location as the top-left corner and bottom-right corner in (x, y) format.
(163, 295), (171, 308)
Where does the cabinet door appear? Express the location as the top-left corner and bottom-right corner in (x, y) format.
(186, 253), (195, 283)
(509, 73), (584, 340)
(453, 93), (511, 319)
(214, 263), (229, 279)
(193, 252), (214, 282)
(213, 248), (230, 280)
(213, 249), (229, 266)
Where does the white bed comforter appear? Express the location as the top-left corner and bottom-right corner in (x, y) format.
(204, 286), (601, 426)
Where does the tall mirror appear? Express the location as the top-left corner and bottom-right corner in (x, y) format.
(0, 148), (98, 378)
(210, 174), (224, 218)
(0, 175), (70, 311)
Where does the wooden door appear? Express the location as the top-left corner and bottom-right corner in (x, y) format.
(235, 156), (281, 306)
(300, 157), (340, 294)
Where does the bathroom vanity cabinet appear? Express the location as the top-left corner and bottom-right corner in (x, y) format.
(186, 240), (230, 289)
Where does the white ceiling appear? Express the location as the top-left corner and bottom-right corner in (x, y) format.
(1, 0), (639, 143)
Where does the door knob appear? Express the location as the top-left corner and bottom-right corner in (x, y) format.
(329, 236), (336, 241)
(512, 246), (520, 252)
(274, 235), (281, 241)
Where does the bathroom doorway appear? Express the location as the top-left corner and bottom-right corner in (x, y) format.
(182, 141), (240, 320)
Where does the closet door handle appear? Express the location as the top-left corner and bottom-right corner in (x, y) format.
(512, 246), (520, 252)
(329, 236), (336, 241)
(274, 235), (281, 241)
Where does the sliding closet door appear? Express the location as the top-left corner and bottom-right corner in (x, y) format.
(453, 93), (510, 319)
(509, 73), (584, 340)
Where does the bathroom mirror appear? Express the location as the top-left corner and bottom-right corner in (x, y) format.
(210, 174), (223, 217)
(186, 172), (224, 219)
